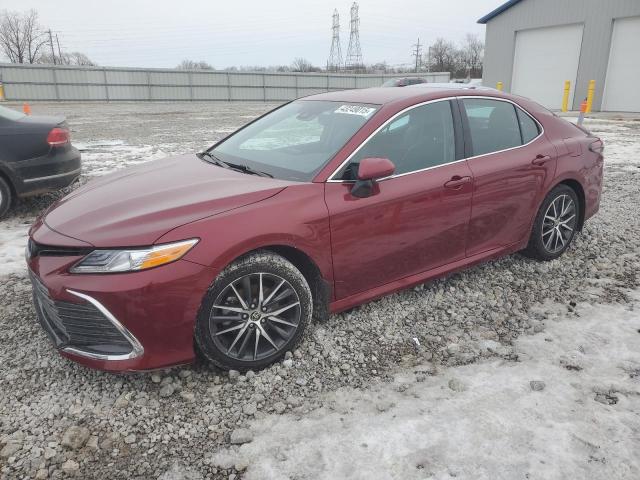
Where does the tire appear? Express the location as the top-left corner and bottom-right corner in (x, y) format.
(195, 250), (313, 371)
(0, 176), (12, 219)
(522, 184), (580, 261)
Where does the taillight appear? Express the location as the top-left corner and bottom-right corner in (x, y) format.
(589, 139), (604, 153)
(47, 127), (70, 146)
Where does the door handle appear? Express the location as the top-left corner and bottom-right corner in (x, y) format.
(444, 175), (472, 190)
(532, 154), (551, 166)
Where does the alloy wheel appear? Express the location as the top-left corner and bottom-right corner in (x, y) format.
(541, 194), (577, 254)
(209, 273), (301, 361)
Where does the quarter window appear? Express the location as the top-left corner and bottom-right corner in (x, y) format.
(463, 99), (522, 156)
(517, 108), (540, 143)
(339, 100), (456, 180)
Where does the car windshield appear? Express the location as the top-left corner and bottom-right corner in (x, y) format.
(0, 105), (26, 121)
(381, 79), (399, 87)
(210, 100), (379, 181)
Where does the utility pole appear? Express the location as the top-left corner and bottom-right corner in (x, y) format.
(55, 34), (63, 63)
(47, 29), (56, 65)
(412, 38), (422, 73)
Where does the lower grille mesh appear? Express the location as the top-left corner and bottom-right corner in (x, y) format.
(30, 273), (133, 357)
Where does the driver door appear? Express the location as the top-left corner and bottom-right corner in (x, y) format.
(325, 99), (473, 300)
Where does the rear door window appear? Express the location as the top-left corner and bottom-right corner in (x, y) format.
(462, 99), (522, 156)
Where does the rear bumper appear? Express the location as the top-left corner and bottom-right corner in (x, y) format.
(13, 146), (81, 196)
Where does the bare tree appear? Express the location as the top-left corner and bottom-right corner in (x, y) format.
(39, 51), (97, 66)
(176, 59), (213, 70)
(0, 9), (48, 64)
(290, 57), (315, 73)
(460, 33), (484, 78)
(67, 52), (96, 66)
(425, 38), (458, 74)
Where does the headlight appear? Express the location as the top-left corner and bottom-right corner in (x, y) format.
(70, 239), (199, 274)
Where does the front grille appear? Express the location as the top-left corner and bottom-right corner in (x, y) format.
(30, 273), (134, 357)
(27, 239), (92, 259)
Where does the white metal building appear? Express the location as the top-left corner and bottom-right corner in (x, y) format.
(479, 0), (640, 112)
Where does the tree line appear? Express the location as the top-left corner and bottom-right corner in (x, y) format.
(178, 35), (483, 78)
(425, 34), (484, 79)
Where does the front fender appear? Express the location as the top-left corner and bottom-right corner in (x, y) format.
(156, 183), (334, 288)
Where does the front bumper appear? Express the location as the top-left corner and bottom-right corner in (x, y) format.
(27, 237), (216, 372)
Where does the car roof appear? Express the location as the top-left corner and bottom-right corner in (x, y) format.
(409, 83), (497, 91)
(301, 85), (506, 107)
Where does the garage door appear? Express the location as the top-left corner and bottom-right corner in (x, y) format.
(603, 16), (640, 112)
(511, 24), (584, 110)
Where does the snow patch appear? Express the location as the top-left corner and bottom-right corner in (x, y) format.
(0, 218), (30, 277)
(213, 292), (640, 480)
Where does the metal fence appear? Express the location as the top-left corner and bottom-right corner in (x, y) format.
(0, 63), (450, 102)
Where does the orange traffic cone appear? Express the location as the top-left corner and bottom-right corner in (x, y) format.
(23, 103), (31, 115)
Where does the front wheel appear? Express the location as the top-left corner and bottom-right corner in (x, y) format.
(522, 184), (580, 261)
(195, 251), (313, 371)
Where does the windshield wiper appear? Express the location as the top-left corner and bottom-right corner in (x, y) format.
(224, 162), (273, 178)
(198, 151), (232, 169)
(198, 151), (273, 178)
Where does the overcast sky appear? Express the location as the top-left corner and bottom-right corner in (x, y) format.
(2, 0), (502, 69)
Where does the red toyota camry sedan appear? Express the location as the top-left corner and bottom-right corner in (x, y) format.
(26, 86), (604, 372)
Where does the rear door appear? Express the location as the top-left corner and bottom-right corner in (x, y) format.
(325, 99), (473, 300)
(460, 97), (556, 256)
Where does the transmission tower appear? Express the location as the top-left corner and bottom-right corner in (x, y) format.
(327, 9), (343, 72)
(345, 2), (363, 71)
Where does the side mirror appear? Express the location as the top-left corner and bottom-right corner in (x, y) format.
(351, 157), (395, 198)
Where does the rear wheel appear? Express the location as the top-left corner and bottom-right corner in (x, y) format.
(195, 251), (312, 371)
(523, 184), (580, 261)
(0, 177), (12, 219)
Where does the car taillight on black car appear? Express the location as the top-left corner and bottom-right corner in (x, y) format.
(47, 127), (70, 146)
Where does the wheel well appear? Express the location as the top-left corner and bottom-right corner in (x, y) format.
(558, 179), (586, 231)
(252, 245), (330, 322)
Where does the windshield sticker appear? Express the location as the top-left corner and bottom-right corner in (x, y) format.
(334, 105), (376, 117)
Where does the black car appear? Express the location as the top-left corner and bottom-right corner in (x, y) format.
(381, 77), (428, 87)
(0, 105), (81, 217)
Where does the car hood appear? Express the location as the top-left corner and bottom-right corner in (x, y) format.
(43, 154), (293, 247)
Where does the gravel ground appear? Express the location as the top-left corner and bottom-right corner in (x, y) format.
(0, 102), (639, 479)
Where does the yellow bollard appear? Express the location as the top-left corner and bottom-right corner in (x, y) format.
(561, 80), (570, 112)
(586, 79), (595, 113)
(0, 83), (5, 101)
(496, 81), (503, 92)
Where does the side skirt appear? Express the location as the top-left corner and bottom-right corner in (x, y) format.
(329, 241), (524, 314)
